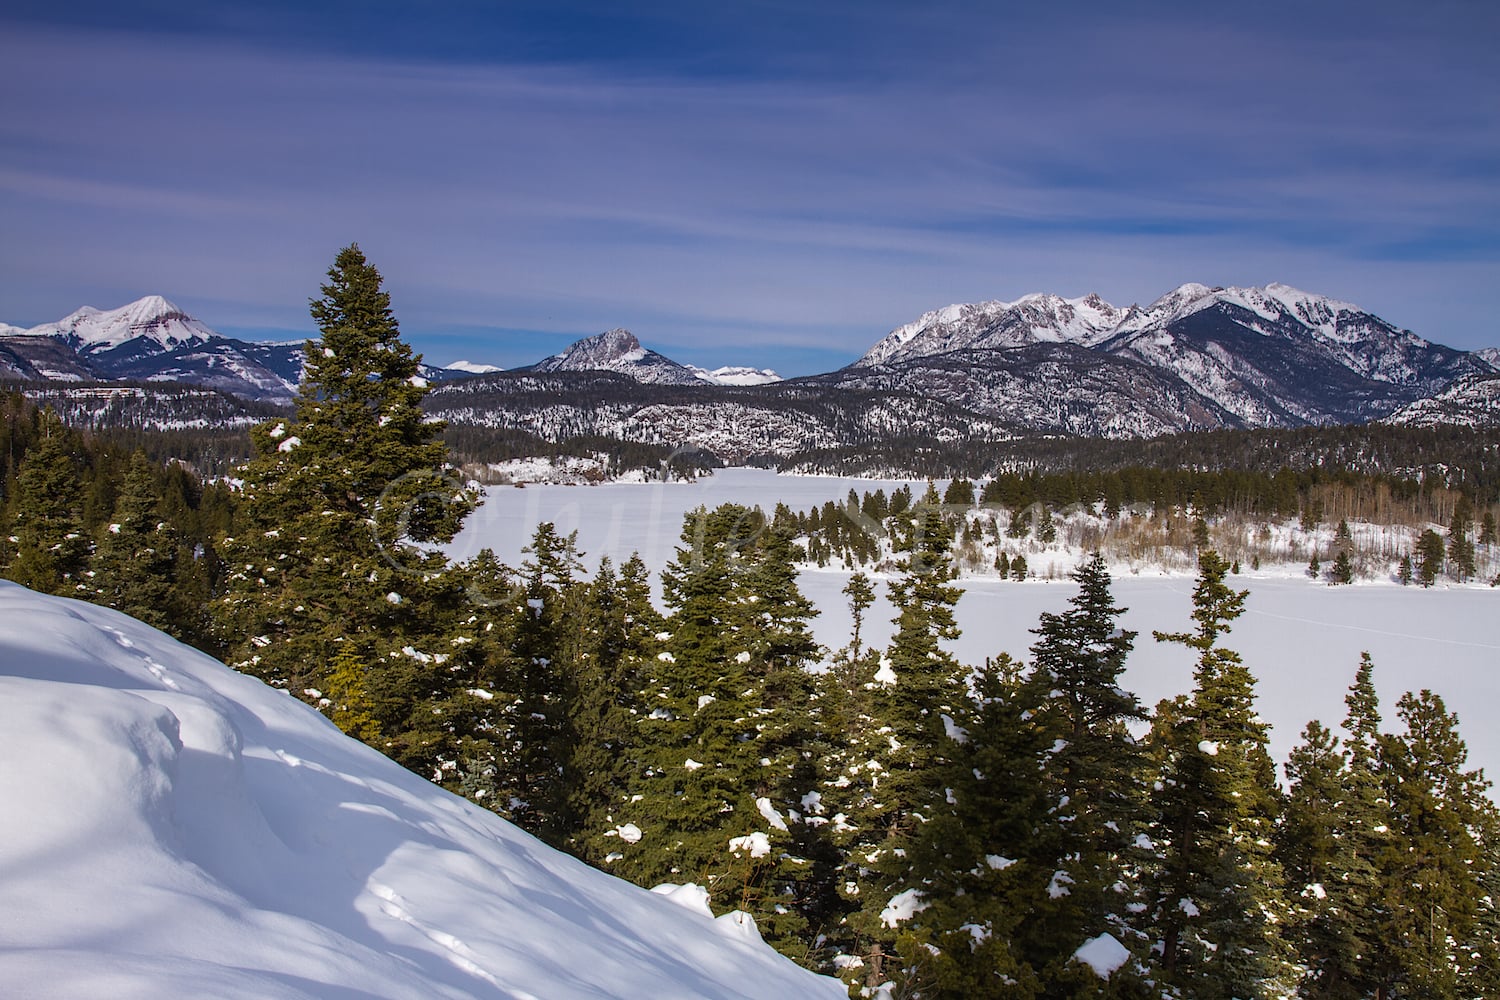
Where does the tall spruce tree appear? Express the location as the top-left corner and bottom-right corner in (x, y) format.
(214, 244), (473, 699)
(1013, 552), (1151, 993)
(569, 555), (661, 864)
(842, 483), (968, 995)
(1374, 690), (1498, 999)
(1143, 551), (1296, 999)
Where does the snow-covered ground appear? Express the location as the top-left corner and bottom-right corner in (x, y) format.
(451, 468), (1500, 786)
(0, 581), (844, 1000)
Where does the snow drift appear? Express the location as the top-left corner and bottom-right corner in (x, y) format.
(0, 581), (843, 1000)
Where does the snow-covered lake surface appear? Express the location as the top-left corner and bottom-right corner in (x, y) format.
(0, 581), (843, 999)
(452, 468), (1500, 786)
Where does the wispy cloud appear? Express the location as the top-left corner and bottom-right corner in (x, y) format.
(1, 4), (1496, 371)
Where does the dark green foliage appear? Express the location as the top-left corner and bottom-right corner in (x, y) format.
(1012, 553), (1149, 984)
(606, 504), (825, 956)
(89, 451), (180, 629)
(1307, 551), (1321, 579)
(942, 477), (974, 507)
(214, 244), (474, 692)
(1416, 528), (1445, 587)
(3, 409), (90, 594)
(1329, 550), (1353, 585)
(1145, 551), (1296, 999)
(1373, 690), (1498, 998)
(1448, 494), (1476, 581)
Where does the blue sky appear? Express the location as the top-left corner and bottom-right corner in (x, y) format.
(2, 1), (1496, 374)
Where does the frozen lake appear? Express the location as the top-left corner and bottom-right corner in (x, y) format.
(450, 468), (1500, 784)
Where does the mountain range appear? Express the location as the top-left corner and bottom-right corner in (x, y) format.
(5, 285), (1498, 450)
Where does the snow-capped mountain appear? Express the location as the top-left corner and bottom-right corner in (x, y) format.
(14, 294), (218, 357)
(446, 359), (504, 374)
(0, 582), (843, 999)
(0, 297), (473, 403)
(846, 283), (1494, 431)
(856, 292), (1125, 367)
(689, 364), (783, 386)
(1476, 347), (1500, 372)
(520, 328), (711, 386)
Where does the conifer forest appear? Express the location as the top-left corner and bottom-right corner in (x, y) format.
(4, 247), (1498, 999)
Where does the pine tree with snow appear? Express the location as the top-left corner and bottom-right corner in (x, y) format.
(569, 555), (661, 867)
(841, 483), (969, 993)
(214, 245), (473, 695)
(498, 522), (587, 846)
(1012, 552), (1152, 992)
(607, 504), (824, 957)
(89, 451), (179, 630)
(1329, 549), (1353, 585)
(1278, 654), (1392, 1000)
(4, 409), (90, 595)
(1373, 690), (1498, 999)
(899, 651), (1048, 998)
(1142, 551), (1297, 999)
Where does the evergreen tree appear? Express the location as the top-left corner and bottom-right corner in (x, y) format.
(214, 244), (474, 705)
(608, 504), (824, 957)
(499, 523), (586, 846)
(1143, 551), (1296, 999)
(1374, 690), (1498, 999)
(1397, 552), (1414, 586)
(569, 554), (661, 866)
(1009, 552), (1150, 989)
(5, 409), (90, 595)
(1480, 509), (1497, 547)
(1279, 657), (1398, 1000)
(900, 652), (1048, 997)
(90, 450), (179, 629)
(1447, 495), (1476, 582)
(1307, 550), (1321, 580)
(1329, 549), (1353, 585)
(843, 483), (968, 994)
(1416, 528), (1445, 587)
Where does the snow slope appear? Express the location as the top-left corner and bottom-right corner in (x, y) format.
(0, 581), (843, 1000)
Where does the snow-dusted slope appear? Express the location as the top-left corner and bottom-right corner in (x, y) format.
(0, 582), (843, 1000)
(523, 329), (710, 386)
(1385, 372), (1500, 428)
(856, 292), (1123, 367)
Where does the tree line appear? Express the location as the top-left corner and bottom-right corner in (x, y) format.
(3, 247), (1497, 998)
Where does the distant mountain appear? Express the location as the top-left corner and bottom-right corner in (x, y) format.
(446, 359), (504, 374)
(689, 365), (783, 386)
(1, 297), (471, 403)
(9, 286), (1498, 450)
(520, 328), (712, 386)
(840, 283), (1494, 433)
